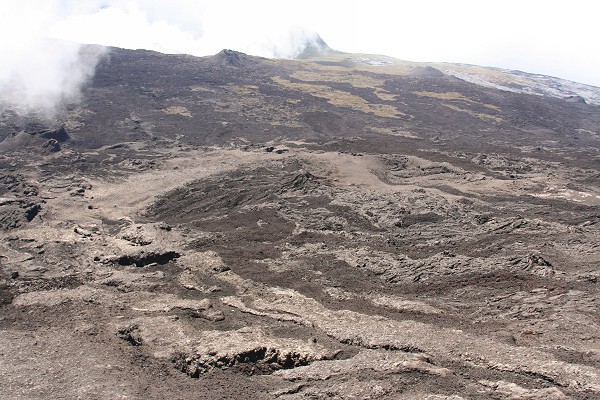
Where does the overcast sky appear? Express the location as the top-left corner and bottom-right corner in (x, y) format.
(2, 0), (600, 87)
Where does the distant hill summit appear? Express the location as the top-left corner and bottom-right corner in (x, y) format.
(211, 49), (260, 67)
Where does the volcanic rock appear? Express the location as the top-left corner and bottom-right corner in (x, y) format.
(1, 44), (599, 400)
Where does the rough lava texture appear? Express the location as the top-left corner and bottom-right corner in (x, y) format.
(1, 46), (599, 399)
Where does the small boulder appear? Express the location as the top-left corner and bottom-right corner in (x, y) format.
(42, 139), (61, 152)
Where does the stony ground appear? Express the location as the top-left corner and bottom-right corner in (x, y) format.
(1, 47), (599, 399)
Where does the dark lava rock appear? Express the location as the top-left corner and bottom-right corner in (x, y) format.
(396, 212), (444, 228)
(116, 250), (181, 267)
(116, 325), (142, 346)
(0, 198), (42, 230)
(42, 139), (61, 152)
(25, 126), (70, 142)
(40, 126), (69, 142)
(24, 203), (41, 221)
(155, 221), (172, 231)
(565, 95), (587, 104)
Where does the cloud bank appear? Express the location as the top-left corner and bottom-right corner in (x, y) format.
(48, 0), (325, 58)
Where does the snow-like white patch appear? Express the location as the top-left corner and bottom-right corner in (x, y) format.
(350, 57), (393, 66)
(534, 187), (600, 205)
(439, 67), (600, 106)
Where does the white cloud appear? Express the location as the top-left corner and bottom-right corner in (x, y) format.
(49, 2), (203, 55)
(48, 0), (326, 58)
(0, 1), (106, 115)
(343, 0), (600, 86)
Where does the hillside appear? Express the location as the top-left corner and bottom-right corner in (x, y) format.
(1, 46), (599, 399)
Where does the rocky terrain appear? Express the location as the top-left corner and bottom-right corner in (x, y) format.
(1, 45), (599, 399)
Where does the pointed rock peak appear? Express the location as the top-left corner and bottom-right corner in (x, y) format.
(296, 34), (338, 59)
(311, 34), (330, 50)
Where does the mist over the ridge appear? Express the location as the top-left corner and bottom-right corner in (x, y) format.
(0, 0), (324, 115)
(47, 0), (324, 58)
(0, 2), (107, 116)
(0, 39), (106, 116)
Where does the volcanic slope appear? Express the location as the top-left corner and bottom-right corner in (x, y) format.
(1, 46), (600, 399)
